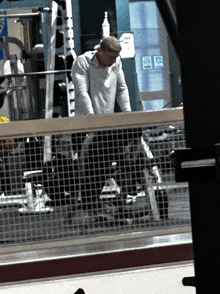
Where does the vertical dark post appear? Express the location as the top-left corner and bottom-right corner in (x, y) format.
(177, 2), (220, 293)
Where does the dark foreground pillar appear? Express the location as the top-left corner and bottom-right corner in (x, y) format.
(176, 1), (220, 293)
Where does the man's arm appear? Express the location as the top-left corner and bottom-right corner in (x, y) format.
(116, 60), (132, 112)
(72, 56), (94, 116)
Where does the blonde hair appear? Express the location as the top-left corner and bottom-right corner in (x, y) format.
(98, 36), (121, 52)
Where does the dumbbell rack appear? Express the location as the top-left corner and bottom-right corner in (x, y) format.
(44, 0), (77, 164)
(45, 0), (76, 119)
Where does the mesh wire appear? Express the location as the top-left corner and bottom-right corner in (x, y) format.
(0, 123), (189, 244)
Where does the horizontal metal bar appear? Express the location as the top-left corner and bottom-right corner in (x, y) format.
(0, 230), (192, 265)
(153, 183), (189, 189)
(0, 12), (40, 19)
(8, 85), (27, 90)
(181, 158), (216, 169)
(0, 69), (71, 79)
(0, 107), (184, 139)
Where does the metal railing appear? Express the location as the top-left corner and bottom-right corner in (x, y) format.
(0, 108), (190, 254)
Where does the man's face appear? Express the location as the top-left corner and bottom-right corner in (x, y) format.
(101, 50), (120, 67)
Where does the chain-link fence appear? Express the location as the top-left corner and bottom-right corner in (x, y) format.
(0, 110), (190, 245)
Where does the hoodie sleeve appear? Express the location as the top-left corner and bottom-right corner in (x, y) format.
(72, 56), (94, 116)
(116, 59), (132, 112)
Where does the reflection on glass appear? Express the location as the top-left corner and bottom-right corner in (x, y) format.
(129, 1), (171, 110)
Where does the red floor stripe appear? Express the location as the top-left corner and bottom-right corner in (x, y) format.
(0, 243), (194, 283)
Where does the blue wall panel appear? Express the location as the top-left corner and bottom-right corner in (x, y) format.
(0, 11), (7, 60)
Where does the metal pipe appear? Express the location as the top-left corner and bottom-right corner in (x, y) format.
(181, 158), (216, 169)
(0, 12), (40, 19)
(0, 69), (71, 79)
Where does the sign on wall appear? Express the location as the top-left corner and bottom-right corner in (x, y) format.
(142, 55), (164, 70)
(154, 55), (164, 68)
(142, 56), (153, 69)
(119, 33), (135, 59)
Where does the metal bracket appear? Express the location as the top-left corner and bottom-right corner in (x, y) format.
(174, 145), (220, 182)
(0, 36), (25, 60)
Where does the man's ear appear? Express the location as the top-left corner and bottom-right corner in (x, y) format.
(97, 46), (103, 53)
(96, 48), (103, 59)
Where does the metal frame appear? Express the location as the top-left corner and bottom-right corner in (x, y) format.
(0, 69), (71, 79)
(0, 0), (52, 10)
(0, 12), (41, 18)
(60, 0), (77, 117)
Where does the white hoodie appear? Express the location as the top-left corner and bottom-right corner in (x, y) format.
(72, 51), (131, 116)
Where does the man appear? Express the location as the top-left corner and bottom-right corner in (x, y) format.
(71, 36), (132, 215)
(70, 37), (168, 221)
(72, 36), (131, 116)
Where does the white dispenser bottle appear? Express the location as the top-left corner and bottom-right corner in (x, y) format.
(102, 11), (110, 38)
